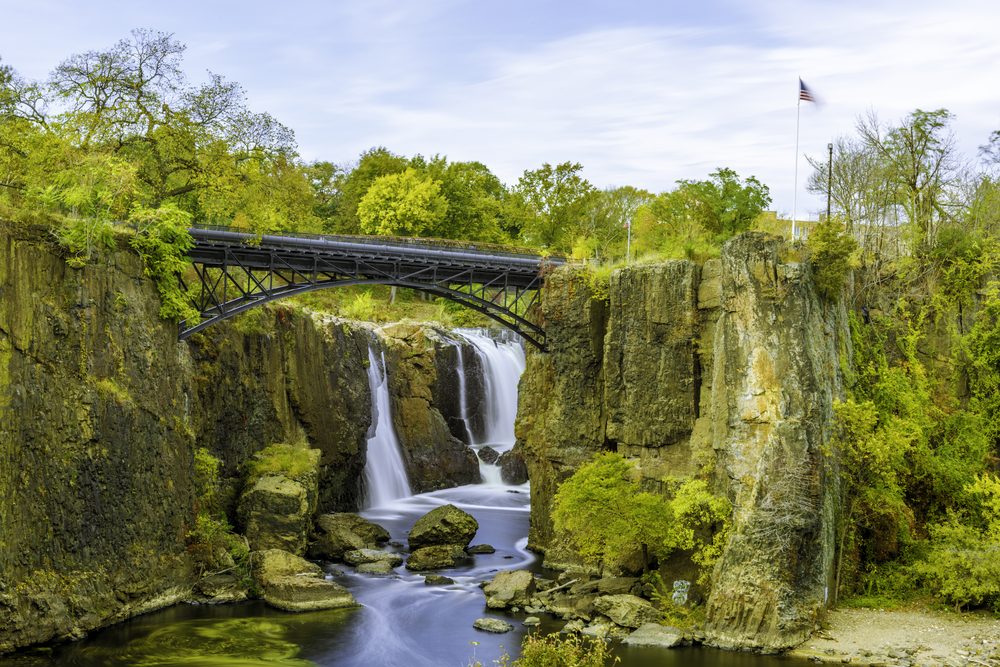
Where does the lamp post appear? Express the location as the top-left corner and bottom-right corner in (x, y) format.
(827, 142), (833, 223)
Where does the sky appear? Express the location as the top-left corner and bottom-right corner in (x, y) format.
(1, 0), (998, 219)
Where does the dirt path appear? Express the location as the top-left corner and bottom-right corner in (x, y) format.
(787, 608), (1000, 666)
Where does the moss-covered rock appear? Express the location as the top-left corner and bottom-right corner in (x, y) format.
(407, 504), (479, 549)
(309, 513), (390, 561)
(251, 549), (357, 612)
(188, 311), (372, 514)
(483, 569), (536, 609)
(405, 544), (468, 571)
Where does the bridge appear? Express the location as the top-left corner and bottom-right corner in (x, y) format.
(180, 226), (564, 350)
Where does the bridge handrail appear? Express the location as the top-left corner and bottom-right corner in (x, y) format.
(189, 223), (565, 265)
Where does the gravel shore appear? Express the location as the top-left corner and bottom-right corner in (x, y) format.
(787, 608), (999, 667)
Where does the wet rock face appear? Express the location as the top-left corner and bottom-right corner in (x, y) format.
(497, 450), (528, 485)
(188, 312), (372, 514)
(434, 336), (487, 444)
(0, 223), (196, 654)
(380, 322), (480, 492)
(515, 233), (849, 652)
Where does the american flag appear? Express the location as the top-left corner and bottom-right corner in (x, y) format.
(799, 78), (816, 103)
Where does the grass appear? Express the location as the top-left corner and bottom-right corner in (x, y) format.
(244, 442), (319, 483)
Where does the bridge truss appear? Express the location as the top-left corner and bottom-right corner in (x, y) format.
(180, 227), (561, 349)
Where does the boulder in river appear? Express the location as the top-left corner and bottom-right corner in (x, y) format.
(623, 622), (686, 648)
(477, 446), (500, 464)
(483, 569), (536, 609)
(252, 549), (358, 612)
(424, 574), (455, 585)
(497, 450), (528, 485)
(405, 544), (468, 570)
(467, 544), (496, 554)
(407, 504), (478, 549)
(592, 594), (660, 629)
(309, 513), (390, 561)
(473, 618), (514, 633)
(343, 549), (404, 567)
(355, 561), (396, 575)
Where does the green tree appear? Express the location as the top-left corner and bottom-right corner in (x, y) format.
(424, 157), (507, 241)
(573, 185), (653, 260)
(323, 146), (409, 233)
(513, 161), (596, 251)
(2, 30), (317, 233)
(807, 216), (859, 300)
(357, 167), (448, 236)
(674, 167), (771, 238)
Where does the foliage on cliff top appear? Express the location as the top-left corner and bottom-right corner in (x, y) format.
(553, 452), (730, 578)
(807, 216), (859, 300)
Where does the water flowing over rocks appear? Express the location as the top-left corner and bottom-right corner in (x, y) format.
(515, 233), (850, 652)
(0, 223), (487, 654)
(379, 323), (480, 491)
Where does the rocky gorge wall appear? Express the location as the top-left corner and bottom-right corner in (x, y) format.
(515, 233), (849, 652)
(0, 222), (480, 653)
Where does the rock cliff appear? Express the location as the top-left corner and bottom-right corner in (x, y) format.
(515, 233), (848, 652)
(0, 222), (197, 653)
(0, 222), (479, 653)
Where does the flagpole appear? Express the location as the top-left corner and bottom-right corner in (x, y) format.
(792, 90), (801, 240)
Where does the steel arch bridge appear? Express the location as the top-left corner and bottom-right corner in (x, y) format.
(180, 226), (564, 350)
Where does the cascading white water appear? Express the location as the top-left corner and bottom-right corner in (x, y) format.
(454, 329), (526, 485)
(362, 344), (411, 508)
(454, 342), (472, 443)
(459, 329), (526, 447)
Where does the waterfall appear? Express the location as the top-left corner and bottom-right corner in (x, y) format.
(459, 329), (526, 447)
(362, 344), (411, 508)
(454, 343), (473, 443)
(454, 329), (526, 486)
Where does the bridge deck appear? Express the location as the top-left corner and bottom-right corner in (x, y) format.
(183, 227), (563, 349)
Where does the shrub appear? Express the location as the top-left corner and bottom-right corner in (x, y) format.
(914, 475), (1000, 611)
(470, 632), (619, 667)
(553, 452), (730, 577)
(807, 217), (857, 300)
(128, 203), (198, 322)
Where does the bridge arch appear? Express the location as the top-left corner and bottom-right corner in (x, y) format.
(179, 227), (560, 350)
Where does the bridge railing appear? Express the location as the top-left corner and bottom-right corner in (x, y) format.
(189, 223), (565, 264)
